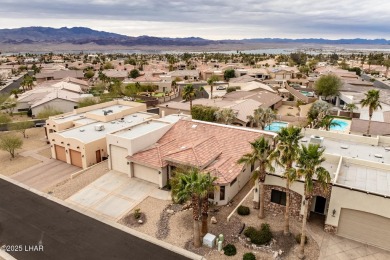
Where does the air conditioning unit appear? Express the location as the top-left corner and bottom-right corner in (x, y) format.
(309, 135), (324, 147)
(94, 124), (105, 131)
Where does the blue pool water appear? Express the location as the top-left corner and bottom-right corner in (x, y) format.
(264, 122), (288, 132)
(330, 119), (349, 131)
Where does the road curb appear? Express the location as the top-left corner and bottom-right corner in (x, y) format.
(0, 250), (17, 260)
(0, 175), (205, 260)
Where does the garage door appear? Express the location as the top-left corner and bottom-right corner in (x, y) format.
(110, 145), (128, 173)
(134, 164), (159, 185)
(70, 149), (82, 168)
(338, 209), (390, 250)
(55, 145), (66, 162)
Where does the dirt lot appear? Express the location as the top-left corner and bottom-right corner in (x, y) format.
(0, 128), (48, 176)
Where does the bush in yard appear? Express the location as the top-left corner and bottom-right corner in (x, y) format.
(133, 208), (141, 219)
(244, 226), (256, 238)
(295, 233), (308, 244)
(244, 224), (273, 245)
(223, 244), (237, 256)
(237, 205), (250, 215)
(243, 252), (256, 260)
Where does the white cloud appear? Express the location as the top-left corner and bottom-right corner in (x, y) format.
(0, 0), (389, 39)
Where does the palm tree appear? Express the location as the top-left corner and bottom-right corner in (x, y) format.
(237, 137), (274, 219)
(360, 90), (382, 136)
(269, 126), (303, 235)
(253, 107), (277, 130)
(198, 86), (206, 98)
(345, 103), (357, 118)
(296, 144), (331, 259)
(21, 75), (34, 91)
(384, 59), (390, 78)
(182, 84), (197, 112)
(214, 108), (238, 125)
(207, 75), (219, 99)
(319, 117), (340, 131)
(296, 100), (306, 118)
(198, 173), (217, 237)
(171, 168), (206, 248)
(247, 115), (255, 128)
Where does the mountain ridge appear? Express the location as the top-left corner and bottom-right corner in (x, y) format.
(0, 26), (389, 46)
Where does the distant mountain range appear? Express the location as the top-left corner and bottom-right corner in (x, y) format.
(0, 27), (389, 46)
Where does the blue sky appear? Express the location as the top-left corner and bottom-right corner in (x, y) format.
(0, 0), (389, 39)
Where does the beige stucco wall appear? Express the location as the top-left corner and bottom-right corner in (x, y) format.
(49, 132), (107, 169)
(32, 99), (77, 117)
(326, 186), (390, 227)
(158, 106), (190, 117)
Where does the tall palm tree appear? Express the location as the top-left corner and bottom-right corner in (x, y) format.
(214, 108), (238, 125)
(171, 168), (205, 248)
(296, 144), (331, 259)
(296, 100), (306, 119)
(182, 84), (197, 112)
(384, 59), (390, 78)
(207, 75), (219, 99)
(345, 103), (357, 118)
(360, 90), (382, 135)
(269, 126), (303, 235)
(247, 115), (255, 128)
(237, 137), (274, 219)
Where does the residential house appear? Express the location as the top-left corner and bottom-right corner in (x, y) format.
(47, 100), (156, 169)
(255, 129), (390, 250)
(108, 117), (276, 205)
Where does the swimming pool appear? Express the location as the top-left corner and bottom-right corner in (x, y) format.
(264, 122), (288, 132)
(300, 91), (314, 97)
(330, 119), (350, 131)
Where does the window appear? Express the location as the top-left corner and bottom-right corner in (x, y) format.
(230, 178), (237, 186)
(220, 186), (225, 201)
(251, 163), (255, 172)
(208, 191), (214, 200)
(271, 189), (286, 206)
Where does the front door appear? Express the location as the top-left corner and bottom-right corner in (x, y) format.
(314, 196), (326, 214)
(96, 150), (101, 163)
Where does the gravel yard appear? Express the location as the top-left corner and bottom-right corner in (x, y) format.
(117, 179), (319, 260)
(47, 161), (109, 199)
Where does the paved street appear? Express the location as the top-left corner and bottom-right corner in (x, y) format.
(0, 179), (189, 260)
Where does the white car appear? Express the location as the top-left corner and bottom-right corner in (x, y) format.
(216, 86), (226, 90)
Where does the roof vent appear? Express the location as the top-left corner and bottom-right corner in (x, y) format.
(133, 114), (138, 117)
(192, 124), (198, 129)
(94, 124), (105, 131)
(79, 129), (85, 132)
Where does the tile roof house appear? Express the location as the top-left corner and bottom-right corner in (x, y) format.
(123, 119), (276, 205)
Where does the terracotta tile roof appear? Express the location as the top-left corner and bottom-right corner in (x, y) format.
(128, 120), (272, 184)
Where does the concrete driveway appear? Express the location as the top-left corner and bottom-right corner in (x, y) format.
(66, 170), (170, 220)
(10, 159), (80, 191)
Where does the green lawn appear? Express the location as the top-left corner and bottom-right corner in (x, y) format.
(152, 92), (165, 97)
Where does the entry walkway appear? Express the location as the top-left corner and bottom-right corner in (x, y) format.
(67, 170), (170, 221)
(306, 215), (390, 260)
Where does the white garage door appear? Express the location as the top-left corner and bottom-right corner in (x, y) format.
(338, 209), (390, 251)
(133, 164), (159, 185)
(110, 145), (128, 173)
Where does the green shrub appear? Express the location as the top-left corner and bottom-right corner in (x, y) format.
(237, 205), (250, 215)
(295, 233), (308, 244)
(134, 208), (141, 219)
(223, 244), (237, 256)
(243, 252), (256, 260)
(244, 224), (272, 245)
(226, 87), (236, 93)
(244, 226), (256, 238)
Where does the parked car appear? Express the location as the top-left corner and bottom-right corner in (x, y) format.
(216, 86), (226, 90)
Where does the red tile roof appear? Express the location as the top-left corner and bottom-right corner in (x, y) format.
(128, 120), (271, 184)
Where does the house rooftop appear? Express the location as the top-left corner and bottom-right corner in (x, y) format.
(86, 105), (132, 117)
(57, 112), (155, 143)
(113, 120), (170, 140)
